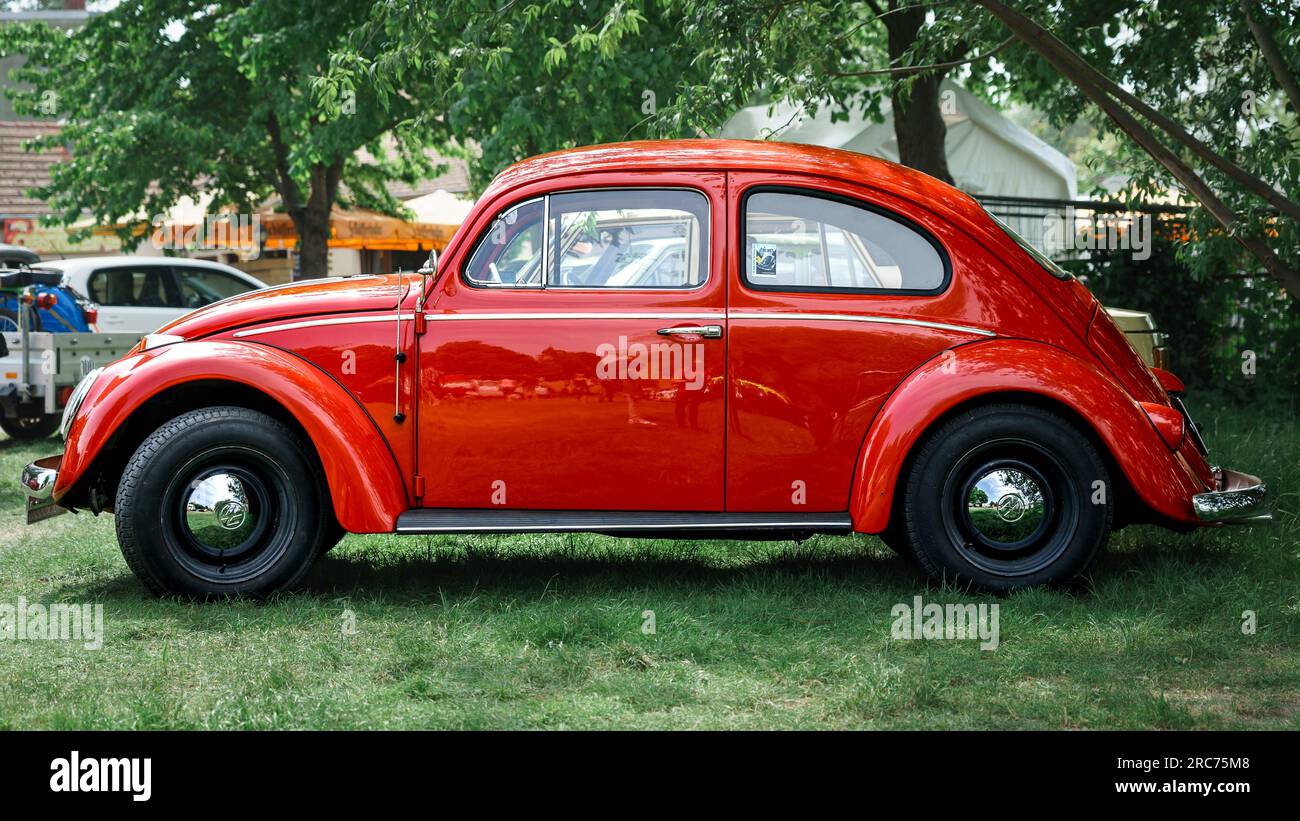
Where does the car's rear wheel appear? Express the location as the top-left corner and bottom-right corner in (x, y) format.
(0, 413), (60, 440)
(116, 406), (328, 598)
(900, 403), (1112, 592)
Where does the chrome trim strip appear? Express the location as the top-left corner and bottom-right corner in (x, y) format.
(728, 312), (995, 336)
(542, 193), (552, 287)
(423, 312), (723, 322)
(232, 314), (415, 338)
(395, 519), (851, 534)
(418, 311), (992, 336)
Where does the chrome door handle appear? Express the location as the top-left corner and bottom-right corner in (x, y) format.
(657, 325), (723, 339)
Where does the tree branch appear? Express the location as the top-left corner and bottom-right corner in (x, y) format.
(832, 35), (1011, 77)
(973, 0), (1300, 300)
(974, 0), (1300, 224)
(1239, 0), (1300, 116)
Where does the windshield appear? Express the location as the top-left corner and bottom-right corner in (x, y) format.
(985, 210), (1073, 280)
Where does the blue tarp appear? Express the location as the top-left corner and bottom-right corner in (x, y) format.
(0, 287), (92, 333)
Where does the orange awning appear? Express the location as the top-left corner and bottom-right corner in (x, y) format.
(259, 207), (459, 252)
(108, 206), (462, 254)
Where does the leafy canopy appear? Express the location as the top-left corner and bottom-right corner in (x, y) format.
(1, 0), (446, 247)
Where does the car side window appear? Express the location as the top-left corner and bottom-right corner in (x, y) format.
(86, 266), (183, 308)
(547, 189), (708, 289)
(462, 189), (709, 289)
(743, 190), (946, 293)
(173, 267), (256, 308)
(464, 198), (546, 286)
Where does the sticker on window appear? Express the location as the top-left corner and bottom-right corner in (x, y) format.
(753, 244), (777, 277)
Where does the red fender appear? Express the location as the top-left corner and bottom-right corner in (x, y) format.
(56, 340), (408, 533)
(849, 339), (1210, 533)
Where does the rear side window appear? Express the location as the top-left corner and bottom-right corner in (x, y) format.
(743, 190), (947, 293)
(86, 266), (181, 308)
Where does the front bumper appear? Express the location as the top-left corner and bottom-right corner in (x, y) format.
(1192, 467), (1271, 524)
(21, 454), (61, 502)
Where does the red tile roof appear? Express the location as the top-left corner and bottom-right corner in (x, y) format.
(0, 120), (65, 218)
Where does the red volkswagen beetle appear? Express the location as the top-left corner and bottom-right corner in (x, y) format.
(22, 140), (1269, 596)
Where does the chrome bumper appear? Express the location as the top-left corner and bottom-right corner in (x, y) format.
(1192, 467), (1271, 524)
(21, 455), (61, 503)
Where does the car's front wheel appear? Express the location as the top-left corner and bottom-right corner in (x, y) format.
(899, 403), (1112, 592)
(116, 406), (328, 598)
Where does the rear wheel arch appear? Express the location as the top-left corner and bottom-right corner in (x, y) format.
(885, 391), (1141, 531)
(850, 357), (1169, 536)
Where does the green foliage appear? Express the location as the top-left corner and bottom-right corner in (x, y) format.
(974, 1), (1299, 300)
(0, 0), (445, 250)
(1065, 230), (1299, 403)
(323, 1), (707, 193)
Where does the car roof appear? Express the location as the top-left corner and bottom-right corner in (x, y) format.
(36, 255), (262, 281)
(0, 243), (41, 263)
(482, 139), (990, 234)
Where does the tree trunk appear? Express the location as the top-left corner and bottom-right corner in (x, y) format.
(883, 3), (954, 185)
(289, 160), (344, 280)
(292, 206), (332, 280)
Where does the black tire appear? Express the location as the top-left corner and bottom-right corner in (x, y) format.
(319, 516), (346, 555)
(0, 413), (60, 440)
(900, 403), (1112, 592)
(115, 406), (328, 598)
(876, 520), (911, 557)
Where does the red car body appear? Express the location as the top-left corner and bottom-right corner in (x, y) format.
(26, 140), (1268, 595)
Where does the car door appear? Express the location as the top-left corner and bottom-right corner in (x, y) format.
(417, 175), (727, 511)
(85, 264), (184, 334)
(724, 172), (965, 513)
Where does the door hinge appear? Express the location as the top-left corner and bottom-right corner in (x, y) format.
(413, 474), (425, 499)
(414, 313), (427, 335)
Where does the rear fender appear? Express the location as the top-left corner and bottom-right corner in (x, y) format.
(56, 340), (407, 532)
(849, 339), (1208, 532)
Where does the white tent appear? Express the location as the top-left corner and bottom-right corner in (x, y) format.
(404, 189), (477, 225)
(720, 79), (1077, 200)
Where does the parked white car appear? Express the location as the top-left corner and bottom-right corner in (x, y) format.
(36, 256), (268, 334)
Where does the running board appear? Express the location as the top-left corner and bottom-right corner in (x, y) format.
(394, 509), (854, 535)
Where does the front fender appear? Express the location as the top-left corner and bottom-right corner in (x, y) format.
(56, 340), (408, 533)
(849, 339), (1209, 532)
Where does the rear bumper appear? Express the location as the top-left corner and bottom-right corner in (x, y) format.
(21, 454), (60, 503)
(1192, 467), (1271, 524)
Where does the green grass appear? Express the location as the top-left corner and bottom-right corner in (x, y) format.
(0, 396), (1296, 729)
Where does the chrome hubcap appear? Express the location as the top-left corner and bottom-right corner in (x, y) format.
(942, 438), (1079, 578)
(163, 448), (296, 586)
(964, 467), (1048, 546)
(182, 472), (260, 551)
